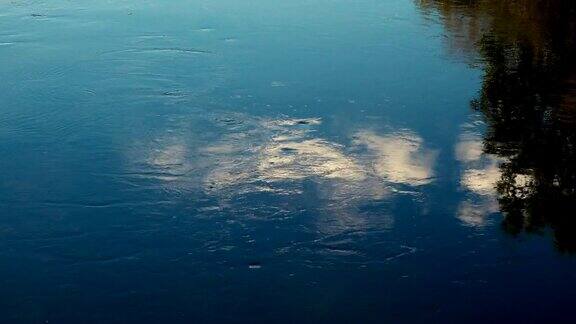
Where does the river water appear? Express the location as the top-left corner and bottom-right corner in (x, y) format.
(1, 0), (575, 322)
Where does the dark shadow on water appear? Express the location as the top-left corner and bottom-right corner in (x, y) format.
(418, 0), (576, 251)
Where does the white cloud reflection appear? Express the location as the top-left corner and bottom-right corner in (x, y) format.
(353, 130), (437, 186)
(455, 130), (500, 227)
(455, 126), (533, 227)
(201, 118), (437, 196)
(132, 114), (437, 234)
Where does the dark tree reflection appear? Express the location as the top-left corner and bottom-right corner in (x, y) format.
(418, 0), (576, 250)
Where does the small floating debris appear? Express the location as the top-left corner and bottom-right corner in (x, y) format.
(146, 47), (213, 54)
(99, 48), (213, 57)
(162, 90), (185, 97)
(280, 147), (298, 153)
(248, 262), (262, 269)
(384, 246), (418, 261)
(270, 118), (322, 127)
(198, 206), (220, 212)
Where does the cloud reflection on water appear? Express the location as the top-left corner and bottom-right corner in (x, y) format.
(455, 126), (500, 227)
(202, 116), (436, 196)
(134, 114), (437, 236)
(455, 123), (533, 227)
(353, 130), (437, 186)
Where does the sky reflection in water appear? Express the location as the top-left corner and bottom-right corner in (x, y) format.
(1, 0), (576, 323)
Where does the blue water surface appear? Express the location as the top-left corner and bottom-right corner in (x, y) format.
(2, 0), (576, 322)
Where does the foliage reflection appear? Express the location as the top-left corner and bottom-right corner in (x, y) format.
(419, 0), (576, 250)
